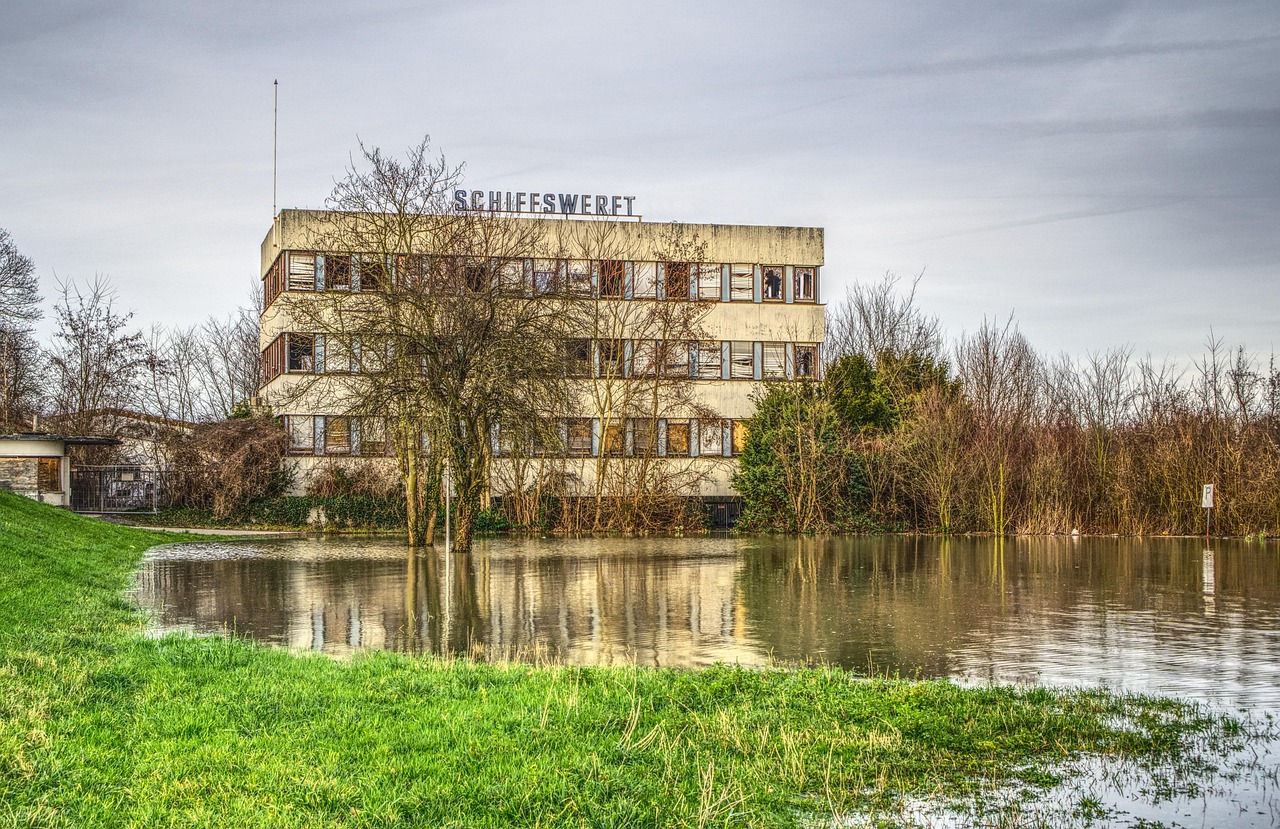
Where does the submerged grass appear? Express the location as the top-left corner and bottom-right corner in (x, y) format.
(0, 490), (1246, 827)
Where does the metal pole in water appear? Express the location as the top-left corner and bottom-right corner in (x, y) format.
(444, 458), (451, 553)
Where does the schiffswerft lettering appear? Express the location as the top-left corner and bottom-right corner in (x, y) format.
(454, 190), (637, 217)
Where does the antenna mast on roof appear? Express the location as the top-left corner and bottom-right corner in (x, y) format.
(273, 79), (278, 218)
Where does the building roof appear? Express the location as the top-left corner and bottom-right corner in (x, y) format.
(0, 432), (122, 446)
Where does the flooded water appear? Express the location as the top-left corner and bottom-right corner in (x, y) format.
(135, 534), (1280, 827)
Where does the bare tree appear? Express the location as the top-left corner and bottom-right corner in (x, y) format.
(46, 276), (146, 436)
(0, 228), (42, 429)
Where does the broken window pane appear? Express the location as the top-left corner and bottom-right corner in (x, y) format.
(358, 256), (385, 291)
(566, 260), (592, 296)
(796, 345), (818, 379)
(533, 259), (561, 294)
(286, 415), (315, 453)
(664, 262), (690, 300)
(763, 343), (786, 379)
(730, 265), (753, 301)
(598, 260), (624, 298)
(326, 255), (352, 291)
(762, 266), (784, 300)
(794, 267), (815, 301)
(286, 334), (315, 373)
(565, 338), (591, 377)
(597, 339), (626, 377)
(730, 341), (754, 379)
(699, 420), (724, 455)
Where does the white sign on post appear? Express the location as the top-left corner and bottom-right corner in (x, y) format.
(1202, 484), (1215, 509)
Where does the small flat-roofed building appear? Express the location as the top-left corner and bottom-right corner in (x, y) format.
(0, 433), (121, 508)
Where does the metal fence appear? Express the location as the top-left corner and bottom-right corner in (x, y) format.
(70, 466), (161, 513)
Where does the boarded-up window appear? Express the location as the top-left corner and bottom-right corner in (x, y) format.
(763, 343), (787, 379)
(631, 418), (657, 456)
(796, 345), (818, 379)
(731, 420), (749, 455)
(632, 262), (657, 298)
(287, 252), (316, 291)
(794, 267), (815, 301)
(37, 457), (61, 492)
(730, 265), (753, 301)
(598, 260), (624, 298)
(730, 341), (754, 379)
(666, 421), (691, 457)
(602, 419), (625, 456)
(695, 264), (720, 300)
(566, 418), (593, 456)
(286, 415), (315, 454)
(664, 262), (690, 300)
(699, 420), (724, 455)
(762, 266), (784, 300)
(325, 417), (351, 455)
(695, 341), (722, 379)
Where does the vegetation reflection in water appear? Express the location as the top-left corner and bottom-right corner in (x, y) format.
(137, 535), (1280, 707)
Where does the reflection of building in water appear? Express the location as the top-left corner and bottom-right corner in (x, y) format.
(139, 540), (765, 666)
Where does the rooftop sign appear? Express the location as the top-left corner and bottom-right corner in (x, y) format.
(454, 190), (637, 217)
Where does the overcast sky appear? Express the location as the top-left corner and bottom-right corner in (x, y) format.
(2, 1), (1277, 363)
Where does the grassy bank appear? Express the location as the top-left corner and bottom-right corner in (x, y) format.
(0, 490), (1246, 827)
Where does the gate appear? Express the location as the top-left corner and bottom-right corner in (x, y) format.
(70, 466), (161, 513)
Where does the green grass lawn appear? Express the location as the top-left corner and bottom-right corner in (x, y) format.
(0, 490), (1244, 827)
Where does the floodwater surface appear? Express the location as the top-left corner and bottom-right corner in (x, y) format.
(135, 535), (1280, 826)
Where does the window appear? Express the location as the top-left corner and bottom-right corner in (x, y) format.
(730, 264), (753, 301)
(286, 334), (315, 373)
(285, 416), (315, 454)
(325, 417), (351, 455)
(632, 340), (659, 377)
(695, 341), (722, 379)
(37, 457), (61, 492)
(464, 261), (488, 292)
(326, 255), (352, 291)
(762, 266), (784, 301)
(730, 341), (754, 379)
(496, 259), (525, 293)
(396, 253), (428, 290)
(362, 417), (388, 456)
(533, 259), (561, 294)
(663, 341), (691, 378)
(666, 421), (691, 457)
(357, 256), (385, 291)
(566, 260), (592, 295)
(597, 339), (626, 377)
(632, 262), (657, 298)
(287, 252), (317, 291)
(598, 260), (624, 298)
(794, 267), (815, 301)
(699, 420), (724, 455)
(565, 339), (591, 377)
(731, 420), (749, 455)
(796, 345), (818, 379)
(664, 262), (690, 300)
(631, 418), (657, 456)
(602, 419), (625, 456)
(566, 418), (593, 456)
(530, 418), (557, 455)
(695, 264), (720, 300)
(763, 343), (787, 379)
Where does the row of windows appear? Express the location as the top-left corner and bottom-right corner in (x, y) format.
(264, 251), (818, 308)
(264, 333), (820, 385)
(283, 415), (749, 458)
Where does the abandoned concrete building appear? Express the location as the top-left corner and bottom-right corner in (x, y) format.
(257, 208), (826, 521)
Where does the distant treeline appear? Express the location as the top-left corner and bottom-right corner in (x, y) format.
(735, 275), (1280, 536)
